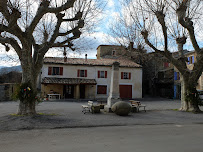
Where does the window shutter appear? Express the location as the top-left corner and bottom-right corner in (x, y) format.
(98, 71), (100, 78)
(48, 67), (52, 75)
(121, 72), (124, 79)
(77, 69), (80, 77)
(85, 70), (87, 77)
(177, 72), (180, 80)
(105, 71), (107, 78)
(192, 56), (194, 64)
(174, 72), (177, 80)
(187, 57), (190, 64)
(129, 72), (131, 79)
(60, 67), (63, 75)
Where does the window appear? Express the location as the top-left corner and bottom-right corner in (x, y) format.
(121, 72), (131, 79)
(187, 56), (194, 64)
(77, 69), (87, 77)
(97, 85), (107, 94)
(48, 67), (63, 75)
(174, 72), (180, 80)
(98, 71), (107, 78)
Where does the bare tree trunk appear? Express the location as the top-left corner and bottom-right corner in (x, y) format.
(180, 75), (187, 111)
(18, 100), (36, 115)
(17, 61), (39, 115)
(180, 75), (201, 112)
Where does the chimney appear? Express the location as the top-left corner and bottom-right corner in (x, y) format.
(64, 57), (67, 62)
(63, 47), (67, 62)
(85, 54), (87, 61)
(129, 42), (134, 51)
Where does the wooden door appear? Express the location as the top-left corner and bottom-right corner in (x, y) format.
(119, 85), (132, 99)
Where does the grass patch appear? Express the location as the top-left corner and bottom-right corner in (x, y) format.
(10, 113), (59, 117)
(10, 114), (24, 117)
(37, 113), (58, 116)
(171, 109), (179, 111)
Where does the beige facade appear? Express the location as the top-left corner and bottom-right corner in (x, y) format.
(174, 51), (203, 90)
(40, 45), (142, 100)
(185, 52), (203, 90)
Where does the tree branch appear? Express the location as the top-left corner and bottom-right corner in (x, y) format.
(141, 30), (188, 74)
(176, 1), (201, 53)
(0, 24), (10, 32)
(58, 20), (84, 36)
(155, 11), (168, 52)
(63, 12), (83, 21)
(0, 36), (22, 57)
(47, 0), (77, 13)
(141, 30), (164, 55)
(26, 0), (50, 35)
(48, 13), (64, 46)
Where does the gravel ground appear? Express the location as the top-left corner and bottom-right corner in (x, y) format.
(0, 97), (203, 132)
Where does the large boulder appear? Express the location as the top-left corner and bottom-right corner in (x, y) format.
(111, 101), (131, 116)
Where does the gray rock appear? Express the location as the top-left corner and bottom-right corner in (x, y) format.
(111, 101), (131, 116)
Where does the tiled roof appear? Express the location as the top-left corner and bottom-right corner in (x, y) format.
(44, 57), (142, 68)
(42, 77), (97, 85)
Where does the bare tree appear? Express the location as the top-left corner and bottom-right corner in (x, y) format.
(112, 0), (203, 112)
(0, 0), (105, 115)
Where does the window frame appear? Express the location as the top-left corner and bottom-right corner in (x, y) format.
(48, 67), (63, 75)
(77, 69), (87, 77)
(188, 56), (194, 65)
(121, 72), (131, 79)
(98, 71), (107, 78)
(97, 85), (107, 95)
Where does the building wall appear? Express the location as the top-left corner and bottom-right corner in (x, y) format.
(41, 64), (142, 99)
(185, 52), (203, 90)
(0, 83), (18, 101)
(41, 84), (63, 98)
(174, 52), (203, 99)
(97, 45), (126, 59)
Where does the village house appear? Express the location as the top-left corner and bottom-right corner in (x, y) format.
(39, 45), (142, 100)
(174, 51), (203, 98)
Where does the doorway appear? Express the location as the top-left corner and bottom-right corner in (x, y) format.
(80, 84), (85, 99)
(64, 85), (74, 98)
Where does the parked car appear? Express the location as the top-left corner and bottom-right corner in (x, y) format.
(197, 90), (203, 100)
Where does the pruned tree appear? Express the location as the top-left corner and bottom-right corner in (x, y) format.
(111, 0), (203, 112)
(0, 0), (104, 115)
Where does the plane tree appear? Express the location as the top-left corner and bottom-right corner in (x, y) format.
(111, 0), (203, 112)
(0, 0), (104, 115)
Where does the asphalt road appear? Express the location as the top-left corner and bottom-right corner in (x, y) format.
(0, 124), (203, 152)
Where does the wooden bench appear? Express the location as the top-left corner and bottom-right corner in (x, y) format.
(82, 101), (100, 114)
(129, 100), (146, 112)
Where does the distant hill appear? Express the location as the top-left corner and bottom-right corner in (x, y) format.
(0, 65), (22, 75)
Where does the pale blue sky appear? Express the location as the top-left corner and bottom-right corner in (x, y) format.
(0, 0), (202, 66)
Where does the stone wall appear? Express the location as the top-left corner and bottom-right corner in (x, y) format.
(0, 85), (5, 101)
(0, 83), (18, 101)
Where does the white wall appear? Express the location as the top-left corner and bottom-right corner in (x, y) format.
(41, 64), (142, 99)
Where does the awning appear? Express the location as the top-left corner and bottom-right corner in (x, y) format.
(42, 77), (97, 85)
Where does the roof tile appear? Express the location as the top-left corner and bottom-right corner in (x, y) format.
(44, 57), (142, 68)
